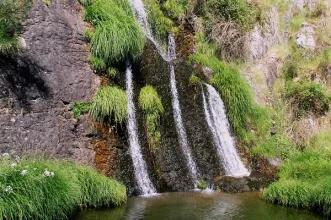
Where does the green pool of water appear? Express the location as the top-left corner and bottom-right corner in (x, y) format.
(74, 192), (322, 220)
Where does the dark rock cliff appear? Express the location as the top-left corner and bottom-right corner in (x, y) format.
(0, 0), (99, 164)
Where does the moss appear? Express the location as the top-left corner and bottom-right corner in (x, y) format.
(89, 86), (128, 125)
(189, 74), (201, 86)
(138, 86), (164, 149)
(0, 157), (126, 220)
(196, 180), (208, 190)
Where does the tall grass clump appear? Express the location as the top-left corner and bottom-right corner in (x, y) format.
(79, 0), (145, 65)
(190, 52), (271, 141)
(138, 86), (164, 149)
(0, 155), (126, 220)
(0, 0), (31, 54)
(89, 86), (128, 125)
(264, 151), (331, 216)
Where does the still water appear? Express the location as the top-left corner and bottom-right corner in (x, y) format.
(74, 192), (322, 220)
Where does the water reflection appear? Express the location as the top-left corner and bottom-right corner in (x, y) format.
(74, 192), (322, 220)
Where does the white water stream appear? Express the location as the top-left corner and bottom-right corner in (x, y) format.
(126, 63), (156, 195)
(202, 84), (250, 177)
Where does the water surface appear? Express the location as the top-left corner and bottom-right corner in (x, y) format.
(74, 192), (322, 220)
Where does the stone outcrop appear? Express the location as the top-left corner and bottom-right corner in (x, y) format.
(0, 0), (99, 165)
(296, 23), (316, 50)
(246, 7), (280, 60)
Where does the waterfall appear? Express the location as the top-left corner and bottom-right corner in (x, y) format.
(168, 36), (199, 183)
(202, 84), (250, 177)
(128, 0), (168, 60)
(128, 0), (199, 185)
(126, 63), (156, 195)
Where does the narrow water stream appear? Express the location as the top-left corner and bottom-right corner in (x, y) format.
(74, 192), (321, 220)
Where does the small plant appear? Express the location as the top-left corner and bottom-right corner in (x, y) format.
(107, 67), (118, 77)
(189, 74), (201, 86)
(73, 102), (90, 119)
(89, 86), (128, 125)
(285, 81), (330, 117)
(139, 86), (164, 150)
(196, 180), (208, 190)
(309, 3), (326, 18)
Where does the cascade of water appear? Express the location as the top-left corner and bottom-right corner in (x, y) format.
(128, 0), (168, 60)
(128, 0), (199, 185)
(202, 84), (250, 177)
(168, 36), (199, 183)
(126, 63), (156, 195)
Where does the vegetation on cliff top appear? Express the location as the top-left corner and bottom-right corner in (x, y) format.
(0, 154), (126, 220)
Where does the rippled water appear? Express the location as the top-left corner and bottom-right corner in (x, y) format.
(74, 192), (321, 220)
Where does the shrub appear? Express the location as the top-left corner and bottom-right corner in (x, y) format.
(0, 0), (31, 54)
(202, 0), (257, 30)
(0, 155), (126, 220)
(89, 86), (128, 125)
(264, 151), (331, 216)
(138, 86), (164, 149)
(285, 81), (330, 117)
(80, 0), (145, 64)
(73, 102), (90, 119)
(89, 56), (106, 71)
(190, 53), (271, 141)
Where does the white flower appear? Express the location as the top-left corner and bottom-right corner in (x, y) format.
(50, 172), (55, 177)
(21, 170), (28, 176)
(44, 169), (51, 176)
(5, 186), (13, 193)
(14, 155), (20, 162)
(2, 153), (9, 158)
(10, 163), (17, 168)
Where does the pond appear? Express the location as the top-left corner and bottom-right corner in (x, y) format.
(74, 191), (322, 220)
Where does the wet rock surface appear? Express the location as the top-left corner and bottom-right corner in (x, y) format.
(0, 0), (99, 164)
(137, 41), (220, 192)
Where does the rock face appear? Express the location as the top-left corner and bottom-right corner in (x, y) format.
(296, 23), (316, 50)
(247, 7), (280, 60)
(0, 0), (99, 164)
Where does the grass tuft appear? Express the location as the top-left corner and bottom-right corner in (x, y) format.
(89, 86), (128, 125)
(0, 156), (126, 220)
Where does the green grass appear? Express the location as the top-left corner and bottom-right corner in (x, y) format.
(189, 74), (201, 86)
(190, 52), (271, 142)
(73, 102), (90, 119)
(89, 86), (128, 125)
(264, 151), (331, 216)
(80, 0), (145, 65)
(138, 86), (164, 149)
(0, 156), (126, 220)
